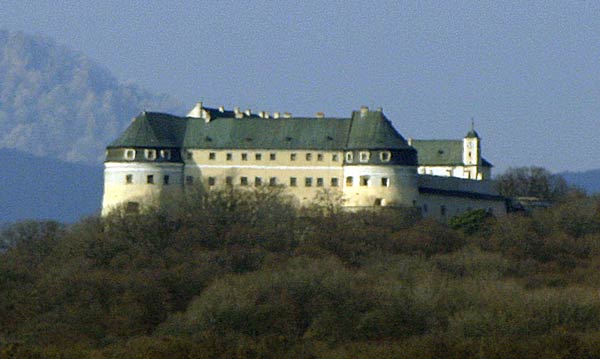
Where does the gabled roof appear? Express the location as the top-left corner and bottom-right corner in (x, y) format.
(411, 139), (493, 167)
(108, 107), (414, 152)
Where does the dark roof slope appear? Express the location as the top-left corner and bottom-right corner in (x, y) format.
(107, 107), (416, 152)
(411, 139), (492, 167)
(346, 110), (412, 150)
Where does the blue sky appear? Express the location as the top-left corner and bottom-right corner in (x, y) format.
(2, 1), (600, 173)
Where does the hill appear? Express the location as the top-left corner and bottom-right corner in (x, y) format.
(0, 30), (184, 164)
(0, 148), (102, 223)
(561, 169), (600, 194)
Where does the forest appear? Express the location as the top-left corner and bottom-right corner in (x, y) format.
(3, 182), (600, 358)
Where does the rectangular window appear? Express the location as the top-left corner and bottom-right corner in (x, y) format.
(226, 153), (233, 161)
(332, 154), (339, 162)
(240, 177), (248, 186)
(242, 153), (248, 161)
(270, 153), (276, 160)
(305, 177), (313, 187)
(226, 176), (233, 186)
(290, 153), (297, 161)
(124, 149), (136, 160)
(160, 149), (171, 160)
(147, 175), (154, 184)
(163, 175), (170, 185)
(317, 153), (323, 161)
(331, 177), (339, 187)
(381, 177), (390, 187)
(359, 151), (370, 162)
(380, 151), (391, 162)
(345, 152), (353, 162)
(346, 176), (353, 186)
(186, 176), (194, 185)
(360, 175), (370, 186)
(145, 149), (157, 160)
(255, 153), (262, 161)
(208, 177), (216, 186)
(306, 153), (312, 161)
(316, 178), (324, 187)
(290, 177), (297, 187)
(186, 151), (193, 160)
(209, 152), (216, 160)
(269, 177), (277, 186)
(125, 174), (133, 184)
(255, 177), (262, 186)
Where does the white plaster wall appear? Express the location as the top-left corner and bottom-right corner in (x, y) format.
(342, 165), (419, 207)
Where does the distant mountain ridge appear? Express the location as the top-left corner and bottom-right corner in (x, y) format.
(561, 169), (600, 194)
(0, 30), (184, 164)
(0, 148), (103, 223)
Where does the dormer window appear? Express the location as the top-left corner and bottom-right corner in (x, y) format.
(345, 152), (353, 162)
(359, 151), (370, 163)
(145, 149), (156, 160)
(380, 151), (391, 162)
(160, 149), (171, 160)
(124, 149), (136, 160)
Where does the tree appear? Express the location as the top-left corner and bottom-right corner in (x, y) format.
(494, 166), (570, 201)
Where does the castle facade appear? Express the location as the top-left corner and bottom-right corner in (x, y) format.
(102, 102), (506, 220)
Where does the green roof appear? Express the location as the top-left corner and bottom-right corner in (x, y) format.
(109, 107), (412, 151)
(411, 139), (492, 167)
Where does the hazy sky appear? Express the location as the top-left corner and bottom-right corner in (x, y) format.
(2, 1), (600, 173)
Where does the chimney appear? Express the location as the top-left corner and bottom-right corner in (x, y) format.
(407, 138), (413, 146)
(376, 107), (383, 112)
(244, 109), (252, 117)
(201, 109), (212, 123)
(234, 107), (243, 119)
(283, 112), (292, 118)
(273, 112), (280, 119)
(219, 106), (225, 113)
(187, 102), (203, 118)
(315, 112), (325, 118)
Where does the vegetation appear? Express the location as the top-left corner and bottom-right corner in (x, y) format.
(494, 166), (571, 201)
(3, 188), (600, 358)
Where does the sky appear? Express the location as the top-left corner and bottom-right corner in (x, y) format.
(1, 0), (600, 173)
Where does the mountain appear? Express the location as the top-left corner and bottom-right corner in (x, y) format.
(0, 148), (103, 223)
(0, 30), (184, 164)
(561, 169), (600, 194)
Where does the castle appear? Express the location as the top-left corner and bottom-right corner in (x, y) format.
(102, 102), (507, 220)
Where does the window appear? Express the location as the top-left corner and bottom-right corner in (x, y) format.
(332, 154), (339, 162)
(269, 177), (277, 186)
(163, 175), (170, 185)
(317, 153), (323, 161)
(255, 177), (262, 186)
(160, 149), (171, 160)
(240, 177), (248, 186)
(125, 174), (133, 184)
(208, 177), (216, 186)
(147, 175), (154, 184)
(360, 175), (370, 186)
(380, 151), (391, 162)
(186, 151), (193, 160)
(345, 152), (353, 162)
(290, 177), (297, 187)
(331, 177), (339, 187)
(125, 201), (139, 213)
(226, 176), (233, 186)
(255, 153), (262, 161)
(209, 152), (216, 160)
(346, 176), (353, 186)
(124, 149), (136, 160)
(270, 153), (276, 160)
(374, 198), (385, 206)
(381, 177), (390, 187)
(306, 153), (312, 161)
(305, 177), (313, 187)
(290, 153), (297, 161)
(226, 153), (233, 161)
(145, 149), (156, 160)
(359, 151), (370, 163)
(316, 178), (324, 187)
(242, 153), (248, 161)
(186, 176), (194, 185)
